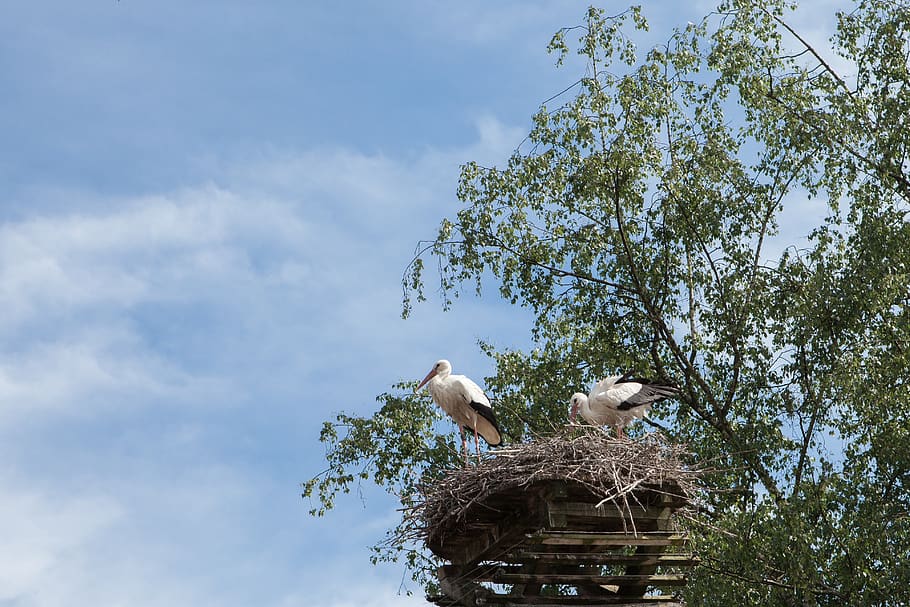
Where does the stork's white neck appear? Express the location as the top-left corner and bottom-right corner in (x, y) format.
(579, 395), (593, 418)
(425, 373), (448, 398)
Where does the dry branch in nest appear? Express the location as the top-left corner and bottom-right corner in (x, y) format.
(397, 426), (700, 552)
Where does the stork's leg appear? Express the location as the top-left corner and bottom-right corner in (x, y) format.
(474, 427), (481, 465)
(616, 425), (624, 440)
(459, 426), (469, 465)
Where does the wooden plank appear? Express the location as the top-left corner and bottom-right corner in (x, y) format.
(438, 564), (496, 606)
(476, 572), (687, 587)
(494, 554), (699, 567)
(508, 561), (542, 598)
(526, 531), (688, 547)
(507, 544), (675, 556)
(475, 594), (683, 606)
(618, 545), (671, 596)
(544, 484), (569, 528)
(614, 498), (677, 597)
(546, 502), (668, 522)
(436, 513), (534, 565)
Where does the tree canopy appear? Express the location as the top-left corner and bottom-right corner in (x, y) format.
(304, 1), (910, 604)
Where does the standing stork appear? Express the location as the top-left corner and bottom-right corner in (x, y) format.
(569, 373), (678, 438)
(416, 359), (502, 464)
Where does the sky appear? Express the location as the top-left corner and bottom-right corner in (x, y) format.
(0, 2), (848, 606)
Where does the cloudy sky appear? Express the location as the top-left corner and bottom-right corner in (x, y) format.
(0, 2), (847, 606)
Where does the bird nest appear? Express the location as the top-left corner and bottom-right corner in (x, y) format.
(399, 427), (699, 552)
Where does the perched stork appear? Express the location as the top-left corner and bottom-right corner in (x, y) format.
(416, 359), (502, 463)
(569, 373), (678, 438)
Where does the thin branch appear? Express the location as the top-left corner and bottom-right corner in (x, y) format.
(761, 7), (851, 95)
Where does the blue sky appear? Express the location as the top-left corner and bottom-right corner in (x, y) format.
(0, 2), (847, 606)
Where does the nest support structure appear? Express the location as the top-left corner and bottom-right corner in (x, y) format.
(413, 429), (699, 607)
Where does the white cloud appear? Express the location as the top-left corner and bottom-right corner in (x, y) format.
(0, 463), (435, 607)
(0, 118), (532, 605)
(0, 468), (233, 607)
(0, 475), (123, 603)
(0, 188), (309, 329)
(0, 325), (183, 416)
(0, 188), (318, 422)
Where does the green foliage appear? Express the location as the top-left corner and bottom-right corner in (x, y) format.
(307, 1), (910, 602)
(301, 383), (463, 517)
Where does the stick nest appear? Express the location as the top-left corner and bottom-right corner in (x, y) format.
(399, 427), (699, 548)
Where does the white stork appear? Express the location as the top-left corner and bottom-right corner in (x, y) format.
(416, 359), (502, 463)
(569, 372), (678, 438)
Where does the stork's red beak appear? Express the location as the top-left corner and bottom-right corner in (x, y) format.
(569, 402), (578, 423)
(415, 368), (437, 392)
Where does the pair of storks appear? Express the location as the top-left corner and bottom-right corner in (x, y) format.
(416, 359), (679, 463)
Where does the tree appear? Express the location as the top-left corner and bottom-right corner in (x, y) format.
(304, 1), (910, 603)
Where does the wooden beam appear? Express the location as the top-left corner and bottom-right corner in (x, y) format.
(617, 502), (677, 598)
(475, 572), (687, 587)
(475, 594), (684, 605)
(442, 513), (535, 566)
(544, 484), (569, 528)
(493, 554), (699, 567)
(526, 531), (688, 547)
(438, 564), (495, 606)
(508, 561), (542, 598)
(545, 502), (667, 526)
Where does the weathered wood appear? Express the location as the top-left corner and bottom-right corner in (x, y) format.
(617, 496), (676, 597)
(431, 476), (695, 607)
(526, 531), (688, 547)
(439, 564), (497, 606)
(508, 561), (542, 598)
(546, 501), (669, 523)
(475, 594), (684, 606)
(437, 513), (535, 566)
(570, 563), (623, 598)
(473, 572), (687, 587)
(544, 484), (569, 528)
(428, 479), (687, 541)
(498, 553), (699, 567)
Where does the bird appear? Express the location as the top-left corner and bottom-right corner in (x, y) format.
(569, 372), (678, 438)
(415, 359), (502, 464)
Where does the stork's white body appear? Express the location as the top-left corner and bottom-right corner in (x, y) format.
(417, 359), (501, 463)
(569, 374), (678, 438)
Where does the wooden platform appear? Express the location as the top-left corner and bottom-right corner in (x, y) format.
(426, 480), (695, 607)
